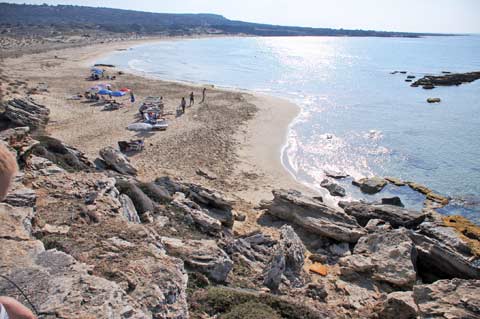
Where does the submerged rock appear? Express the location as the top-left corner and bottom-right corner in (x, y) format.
(320, 179), (346, 197)
(260, 189), (366, 243)
(381, 196), (404, 207)
(427, 97), (441, 103)
(412, 71), (480, 88)
(352, 177), (387, 194)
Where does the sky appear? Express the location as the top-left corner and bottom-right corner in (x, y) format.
(5, 0), (480, 34)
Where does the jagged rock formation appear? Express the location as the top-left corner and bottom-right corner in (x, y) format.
(2, 98), (50, 131)
(320, 179), (346, 197)
(340, 201), (426, 228)
(260, 189), (366, 243)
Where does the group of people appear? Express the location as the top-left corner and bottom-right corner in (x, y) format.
(180, 88), (206, 114)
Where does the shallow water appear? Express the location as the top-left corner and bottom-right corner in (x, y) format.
(98, 36), (480, 222)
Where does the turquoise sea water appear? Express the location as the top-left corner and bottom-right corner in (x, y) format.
(98, 36), (480, 222)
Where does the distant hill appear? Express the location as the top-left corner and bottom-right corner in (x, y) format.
(0, 3), (447, 38)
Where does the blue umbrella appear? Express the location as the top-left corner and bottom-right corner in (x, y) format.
(111, 91), (126, 97)
(98, 89), (112, 95)
(91, 68), (103, 74)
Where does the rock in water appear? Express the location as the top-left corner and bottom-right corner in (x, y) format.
(339, 228), (417, 289)
(320, 179), (346, 197)
(427, 98), (441, 103)
(260, 189), (366, 243)
(100, 146), (138, 175)
(413, 279), (480, 318)
(340, 201), (426, 228)
(3, 98), (50, 131)
(381, 196), (404, 207)
(352, 177), (387, 194)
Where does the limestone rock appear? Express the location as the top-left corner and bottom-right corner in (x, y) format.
(340, 201), (426, 228)
(352, 177), (387, 194)
(385, 176), (406, 186)
(260, 189), (366, 243)
(418, 221), (472, 256)
(340, 228), (417, 288)
(378, 291), (418, 319)
(161, 237), (233, 282)
(119, 194), (141, 223)
(409, 231), (480, 281)
(263, 225), (306, 291)
(156, 176), (234, 227)
(413, 279), (480, 318)
(100, 146), (138, 175)
(3, 98), (50, 131)
(172, 192), (222, 234)
(320, 179), (346, 197)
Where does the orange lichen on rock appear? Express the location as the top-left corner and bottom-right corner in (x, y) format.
(309, 263), (328, 276)
(443, 215), (480, 256)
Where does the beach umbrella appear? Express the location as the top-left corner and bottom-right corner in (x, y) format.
(98, 89), (112, 95)
(111, 91), (126, 97)
(119, 88), (131, 92)
(91, 68), (103, 75)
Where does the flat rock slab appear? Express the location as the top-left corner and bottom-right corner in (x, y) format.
(352, 177), (387, 194)
(260, 189), (366, 243)
(340, 201), (426, 228)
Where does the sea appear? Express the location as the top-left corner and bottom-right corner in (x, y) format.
(97, 36), (480, 223)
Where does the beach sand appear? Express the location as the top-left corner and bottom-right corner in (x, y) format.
(1, 38), (314, 206)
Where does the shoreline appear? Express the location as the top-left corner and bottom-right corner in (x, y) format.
(1, 37), (312, 205)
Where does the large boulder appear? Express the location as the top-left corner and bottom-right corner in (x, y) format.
(352, 177), (387, 194)
(340, 228), (417, 289)
(413, 279), (480, 318)
(3, 98), (50, 131)
(100, 146), (138, 175)
(161, 237), (233, 283)
(340, 201), (426, 228)
(263, 225), (306, 291)
(260, 189), (366, 243)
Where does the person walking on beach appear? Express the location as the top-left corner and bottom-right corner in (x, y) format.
(130, 91), (135, 106)
(189, 92), (194, 106)
(181, 97), (186, 114)
(201, 88), (206, 104)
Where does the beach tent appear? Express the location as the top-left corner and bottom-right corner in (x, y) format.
(111, 91), (126, 97)
(98, 89), (112, 95)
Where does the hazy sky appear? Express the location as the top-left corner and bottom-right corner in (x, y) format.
(5, 0), (480, 33)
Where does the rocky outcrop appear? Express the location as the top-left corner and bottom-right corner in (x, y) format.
(161, 237), (233, 283)
(411, 71), (480, 88)
(352, 177), (387, 194)
(2, 98), (50, 131)
(408, 231), (480, 281)
(340, 201), (426, 228)
(413, 279), (480, 318)
(225, 232), (277, 268)
(100, 146), (138, 175)
(260, 189), (366, 243)
(32, 136), (94, 171)
(172, 192), (222, 235)
(320, 179), (346, 197)
(340, 228), (417, 289)
(263, 225), (306, 291)
(155, 176), (234, 227)
(377, 291), (418, 319)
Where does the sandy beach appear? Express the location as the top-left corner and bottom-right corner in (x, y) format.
(1, 38), (312, 206)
